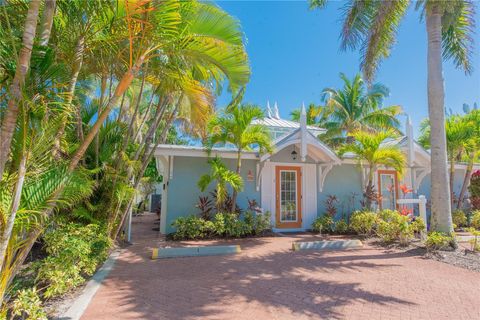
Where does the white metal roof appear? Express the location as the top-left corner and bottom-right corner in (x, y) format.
(252, 117), (326, 133)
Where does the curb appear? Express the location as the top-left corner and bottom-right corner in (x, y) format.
(56, 249), (122, 320)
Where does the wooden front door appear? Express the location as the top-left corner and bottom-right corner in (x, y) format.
(275, 166), (302, 229)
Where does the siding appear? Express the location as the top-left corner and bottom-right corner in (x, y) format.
(318, 164), (363, 221)
(164, 156), (260, 234)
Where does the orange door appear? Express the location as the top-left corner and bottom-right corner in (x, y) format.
(275, 166), (302, 229)
(377, 169), (399, 210)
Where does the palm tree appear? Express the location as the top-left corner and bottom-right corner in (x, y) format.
(339, 130), (406, 210)
(457, 110), (480, 208)
(310, 0), (475, 233)
(198, 157), (243, 211)
(290, 103), (324, 125)
(418, 115), (473, 209)
(207, 102), (272, 212)
(0, 0), (252, 305)
(320, 73), (402, 147)
(0, 0), (41, 180)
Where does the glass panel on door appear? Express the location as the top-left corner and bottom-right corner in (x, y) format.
(379, 173), (396, 210)
(280, 170), (298, 222)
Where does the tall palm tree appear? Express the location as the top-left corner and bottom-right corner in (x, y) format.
(339, 130), (406, 210)
(0, 0), (252, 305)
(207, 102), (272, 212)
(320, 73), (402, 147)
(0, 0), (41, 180)
(310, 0), (475, 233)
(198, 157), (243, 211)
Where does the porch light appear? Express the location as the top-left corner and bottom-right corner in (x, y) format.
(291, 149), (297, 160)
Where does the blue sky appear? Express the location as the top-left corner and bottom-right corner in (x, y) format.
(216, 0), (480, 137)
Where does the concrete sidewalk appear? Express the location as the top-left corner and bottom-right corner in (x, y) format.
(79, 213), (480, 320)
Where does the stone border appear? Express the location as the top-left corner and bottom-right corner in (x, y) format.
(292, 239), (363, 251)
(55, 250), (121, 320)
(152, 245), (241, 259)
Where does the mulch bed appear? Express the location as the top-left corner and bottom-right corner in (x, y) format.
(365, 237), (480, 272)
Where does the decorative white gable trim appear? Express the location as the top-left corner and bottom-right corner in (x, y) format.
(414, 168), (431, 192)
(318, 163), (334, 192)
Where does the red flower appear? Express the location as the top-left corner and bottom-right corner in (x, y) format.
(399, 184), (413, 196)
(400, 206), (413, 216)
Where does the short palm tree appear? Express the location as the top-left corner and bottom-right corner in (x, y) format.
(419, 115), (473, 208)
(207, 103), (273, 212)
(320, 73), (402, 147)
(458, 110), (480, 208)
(310, 0), (475, 233)
(339, 130), (406, 210)
(198, 157), (243, 211)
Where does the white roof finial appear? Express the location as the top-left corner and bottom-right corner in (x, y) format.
(300, 102), (307, 162)
(273, 102), (280, 119)
(300, 102), (307, 127)
(266, 101), (272, 118)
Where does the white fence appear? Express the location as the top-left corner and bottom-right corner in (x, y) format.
(397, 195), (427, 240)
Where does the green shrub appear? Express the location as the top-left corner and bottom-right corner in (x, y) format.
(220, 212), (246, 237)
(311, 215), (334, 233)
(350, 211), (378, 236)
(35, 223), (111, 298)
(471, 210), (480, 229)
(254, 211), (271, 235)
(376, 210), (426, 245)
(172, 215), (214, 240)
(378, 209), (398, 222)
(425, 232), (455, 251)
(173, 211), (271, 240)
(466, 227), (480, 252)
(410, 217), (426, 234)
(376, 212), (411, 244)
(11, 288), (47, 320)
(452, 210), (467, 228)
(334, 219), (349, 234)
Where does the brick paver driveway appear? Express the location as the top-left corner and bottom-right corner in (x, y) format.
(81, 214), (480, 320)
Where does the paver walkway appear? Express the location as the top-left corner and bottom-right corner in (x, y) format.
(81, 213), (480, 320)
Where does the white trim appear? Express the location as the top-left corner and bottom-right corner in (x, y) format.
(278, 169), (300, 223)
(414, 168), (431, 192)
(154, 144), (257, 160)
(317, 163), (334, 192)
(169, 156), (174, 180)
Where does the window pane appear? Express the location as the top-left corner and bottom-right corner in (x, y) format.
(280, 170), (297, 222)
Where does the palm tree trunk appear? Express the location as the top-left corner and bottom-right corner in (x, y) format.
(113, 105), (179, 239)
(449, 156), (456, 209)
(53, 34), (86, 158)
(230, 150), (242, 212)
(39, 0), (56, 47)
(426, 6), (453, 233)
(0, 0), (41, 180)
(457, 156), (474, 209)
(0, 154), (27, 276)
(95, 74), (108, 177)
(69, 52), (147, 171)
(365, 165), (375, 210)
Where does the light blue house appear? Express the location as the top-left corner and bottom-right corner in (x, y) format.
(154, 103), (477, 234)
